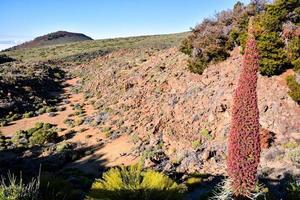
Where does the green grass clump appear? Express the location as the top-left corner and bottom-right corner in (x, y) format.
(199, 128), (213, 140)
(86, 164), (186, 200)
(0, 173), (39, 200)
(192, 140), (201, 150)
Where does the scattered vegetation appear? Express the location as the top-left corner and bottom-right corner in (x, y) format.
(86, 164), (187, 200)
(0, 62), (65, 120)
(11, 122), (58, 147)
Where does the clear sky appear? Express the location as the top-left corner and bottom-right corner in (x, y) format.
(0, 0), (250, 49)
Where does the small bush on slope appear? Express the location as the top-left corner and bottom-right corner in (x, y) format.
(286, 75), (300, 104)
(86, 164), (186, 200)
(287, 36), (300, 71)
(11, 122), (58, 147)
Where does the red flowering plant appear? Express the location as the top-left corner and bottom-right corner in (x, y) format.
(227, 18), (261, 198)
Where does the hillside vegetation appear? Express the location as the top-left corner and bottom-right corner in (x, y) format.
(181, 0), (299, 76)
(2, 32), (188, 63)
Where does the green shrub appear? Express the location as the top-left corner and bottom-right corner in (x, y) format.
(179, 37), (193, 56)
(199, 128), (212, 140)
(0, 120), (9, 127)
(86, 164), (186, 200)
(287, 36), (300, 71)
(23, 111), (34, 119)
(6, 113), (22, 121)
(292, 58), (300, 72)
(187, 58), (208, 75)
(257, 32), (289, 76)
(38, 107), (47, 114)
(64, 119), (75, 128)
(287, 147), (300, 164)
(0, 173), (39, 200)
(46, 107), (55, 113)
(29, 129), (58, 145)
(12, 123), (58, 147)
(286, 75), (300, 104)
(192, 140), (201, 150)
(74, 118), (84, 126)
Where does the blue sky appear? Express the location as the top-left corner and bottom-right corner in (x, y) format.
(0, 0), (250, 49)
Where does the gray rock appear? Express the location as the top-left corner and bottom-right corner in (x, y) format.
(95, 112), (108, 124)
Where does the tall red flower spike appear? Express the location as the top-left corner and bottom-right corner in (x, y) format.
(227, 18), (261, 198)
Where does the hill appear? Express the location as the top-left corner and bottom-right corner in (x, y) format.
(7, 31), (93, 50)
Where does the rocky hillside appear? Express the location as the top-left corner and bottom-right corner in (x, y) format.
(7, 31), (93, 50)
(77, 46), (300, 182)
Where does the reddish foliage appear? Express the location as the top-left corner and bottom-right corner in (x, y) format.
(227, 21), (261, 197)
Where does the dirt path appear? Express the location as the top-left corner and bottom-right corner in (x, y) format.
(0, 77), (137, 172)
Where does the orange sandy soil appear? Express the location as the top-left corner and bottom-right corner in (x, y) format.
(0, 78), (138, 171)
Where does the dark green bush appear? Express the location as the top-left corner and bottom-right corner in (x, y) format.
(257, 32), (289, 76)
(287, 36), (300, 71)
(286, 75), (300, 104)
(29, 129), (57, 145)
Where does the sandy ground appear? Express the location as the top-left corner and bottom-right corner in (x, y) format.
(0, 78), (137, 171)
